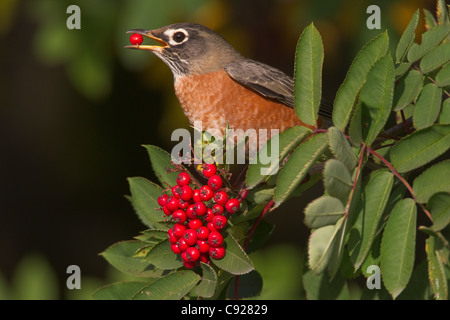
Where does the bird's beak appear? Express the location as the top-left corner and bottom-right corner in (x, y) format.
(124, 29), (169, 52)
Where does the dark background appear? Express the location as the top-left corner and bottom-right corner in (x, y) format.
(0, 0), (435, 299)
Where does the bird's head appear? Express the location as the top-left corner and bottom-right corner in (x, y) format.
(125, 23), (242, 78)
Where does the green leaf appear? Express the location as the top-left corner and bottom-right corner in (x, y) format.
(328, 126), (358, 171)
(134, 229), (168, 244)
(302, 270), (350, 300)
(143, 145), (179, 187)
(397, 260), (431, 300)
(413, 83), (442, 130)
(396, 9), (420, 63)
(304, 195), (345, 229)
(390, 124), (450, 173)
(429, 193), (450, 231)
(308, 218), (344, 274)
(348, 100), (363, 147)
(439, 98), (450, 124)
(246, 126), (311, 188)
(436, 63), (450, 87)
(194, 262), (217, 298)
(323, 159), (353, 202)
(380, 198), (417, 299)
(423, 9), (438, 30)
(245, 219), (275, 254)
(274, 133), (329, 206)
(348, 170), (394, 270)
(420, 42), (450, 74)
(211, 233), (254, 275)
(359, 54), (395, 146)
(100, 240), (163, 277)
(426, 236), (448, 300)
(393, 69), (424, 111)
(333, 32), (389, 130)
(294, 23), (324, 126)
(133, 271), (201, 300)
(395, 62), (412, 80)
(145, 239), (183, 270)
(92, 281), (149, 300)
(407, 24), (450, 63)
(413, 160), (450, 203)
(437, 0), (449, 25)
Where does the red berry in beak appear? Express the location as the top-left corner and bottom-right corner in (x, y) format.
(129, 33), (143, 45)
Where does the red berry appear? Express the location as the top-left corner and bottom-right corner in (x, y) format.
(180, 185), (193, 201)
(172, 209), (187, 223)
(209, 246), (226, 259)
(129, 33), (143, 46)
(167, 229), (178, 244)
(206, 222), (217, 232)
(213, 191), (228, 205)
(199, 253), (210, 264)
(196, 226), (210, 240)
(157, 194), (168, 207)
(178, 198), (190, 210)
(199, 185), (214, 202)
(225, 198), (240, 214)
(192, 189), (201, 202)
(171, 243), (181, 254)
(212, 204), (224, 215)
(196, 240), (210, 253)
(172, 223), (186, 238)
(186, 204), (197, 219)
(202, 163), (217, 178)
(204, 208), (214, 222)
(208, 231), (224, 247)
(208, 175), (223, 191)
(162, 205), (172, 216)
(171, 185), (183, 198)
(183, 229), (198, 246)
(176, 172), (191, 186)
(177, 238), (189, 252)
(183, 260), (196, 269)
(188, 219), (203, 230)
(185, 247), (200, 262)
(212, 215), (228, 230)
(193, 201), (207, 216)
(165, 196), (179, 212)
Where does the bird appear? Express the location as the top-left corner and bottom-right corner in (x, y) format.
(125, 23), (331, 150)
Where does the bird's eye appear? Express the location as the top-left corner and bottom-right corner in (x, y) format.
(173, 32), (186, 43)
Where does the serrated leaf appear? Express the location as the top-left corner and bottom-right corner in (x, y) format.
(246, 126), (311, 188)
(134, 229), (168, 244)
(133, 271), (201, 300)
(294, 23), (324, 126)
(127, 177), (168, 230)
(439, 98), (450, 124)
(407, 24), (450, 63)
(308, 218), (344, 274)
(143, 145), (179, 186)
(304, 195), (345, 229)
(423, 9), (438, 30)
(359, 54), (395, 146)
(93, 281), (149, 300)
(348, 100), (363, 147)
(348, 170), (394, 270)
(420, 42), (450, 74)
(413, 160), (450, 203)
(211, 233), (254, 275)
(195, 262), (217, 298)
(429, 193), (450, 231)
(323, 159), (353, 202)
(396, 9), (420, 63)
(395, 62), (412, 80)
(100, 240), (163, 277)
(390, 124), (450, 173)
(426, 236), (448, 300)
(436, 63), (450, 88)
(413, 83), (442, 130)
(397, 260), (430, 300)
(380, 198), (417, 299)
(302, 269), (350, 300)
(145, 239), (183, 270)
(393, 69), (424, 111)
(274, 133), (329, 206)
(333, 32), (389, 130)
(437, 0), (449, 25)
(328, 126), (358, 171)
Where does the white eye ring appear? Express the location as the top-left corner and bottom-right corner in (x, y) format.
(165, 28), (189, 46)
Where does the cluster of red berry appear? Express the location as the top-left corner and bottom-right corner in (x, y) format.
(157, 164), (241, 269)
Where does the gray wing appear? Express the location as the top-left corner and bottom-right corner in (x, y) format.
(224, 59), (295, 108)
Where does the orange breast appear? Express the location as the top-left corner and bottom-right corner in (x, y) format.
(174, 70), (314, 133)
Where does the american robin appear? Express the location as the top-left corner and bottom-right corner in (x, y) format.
(125, 23), (330, 146)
